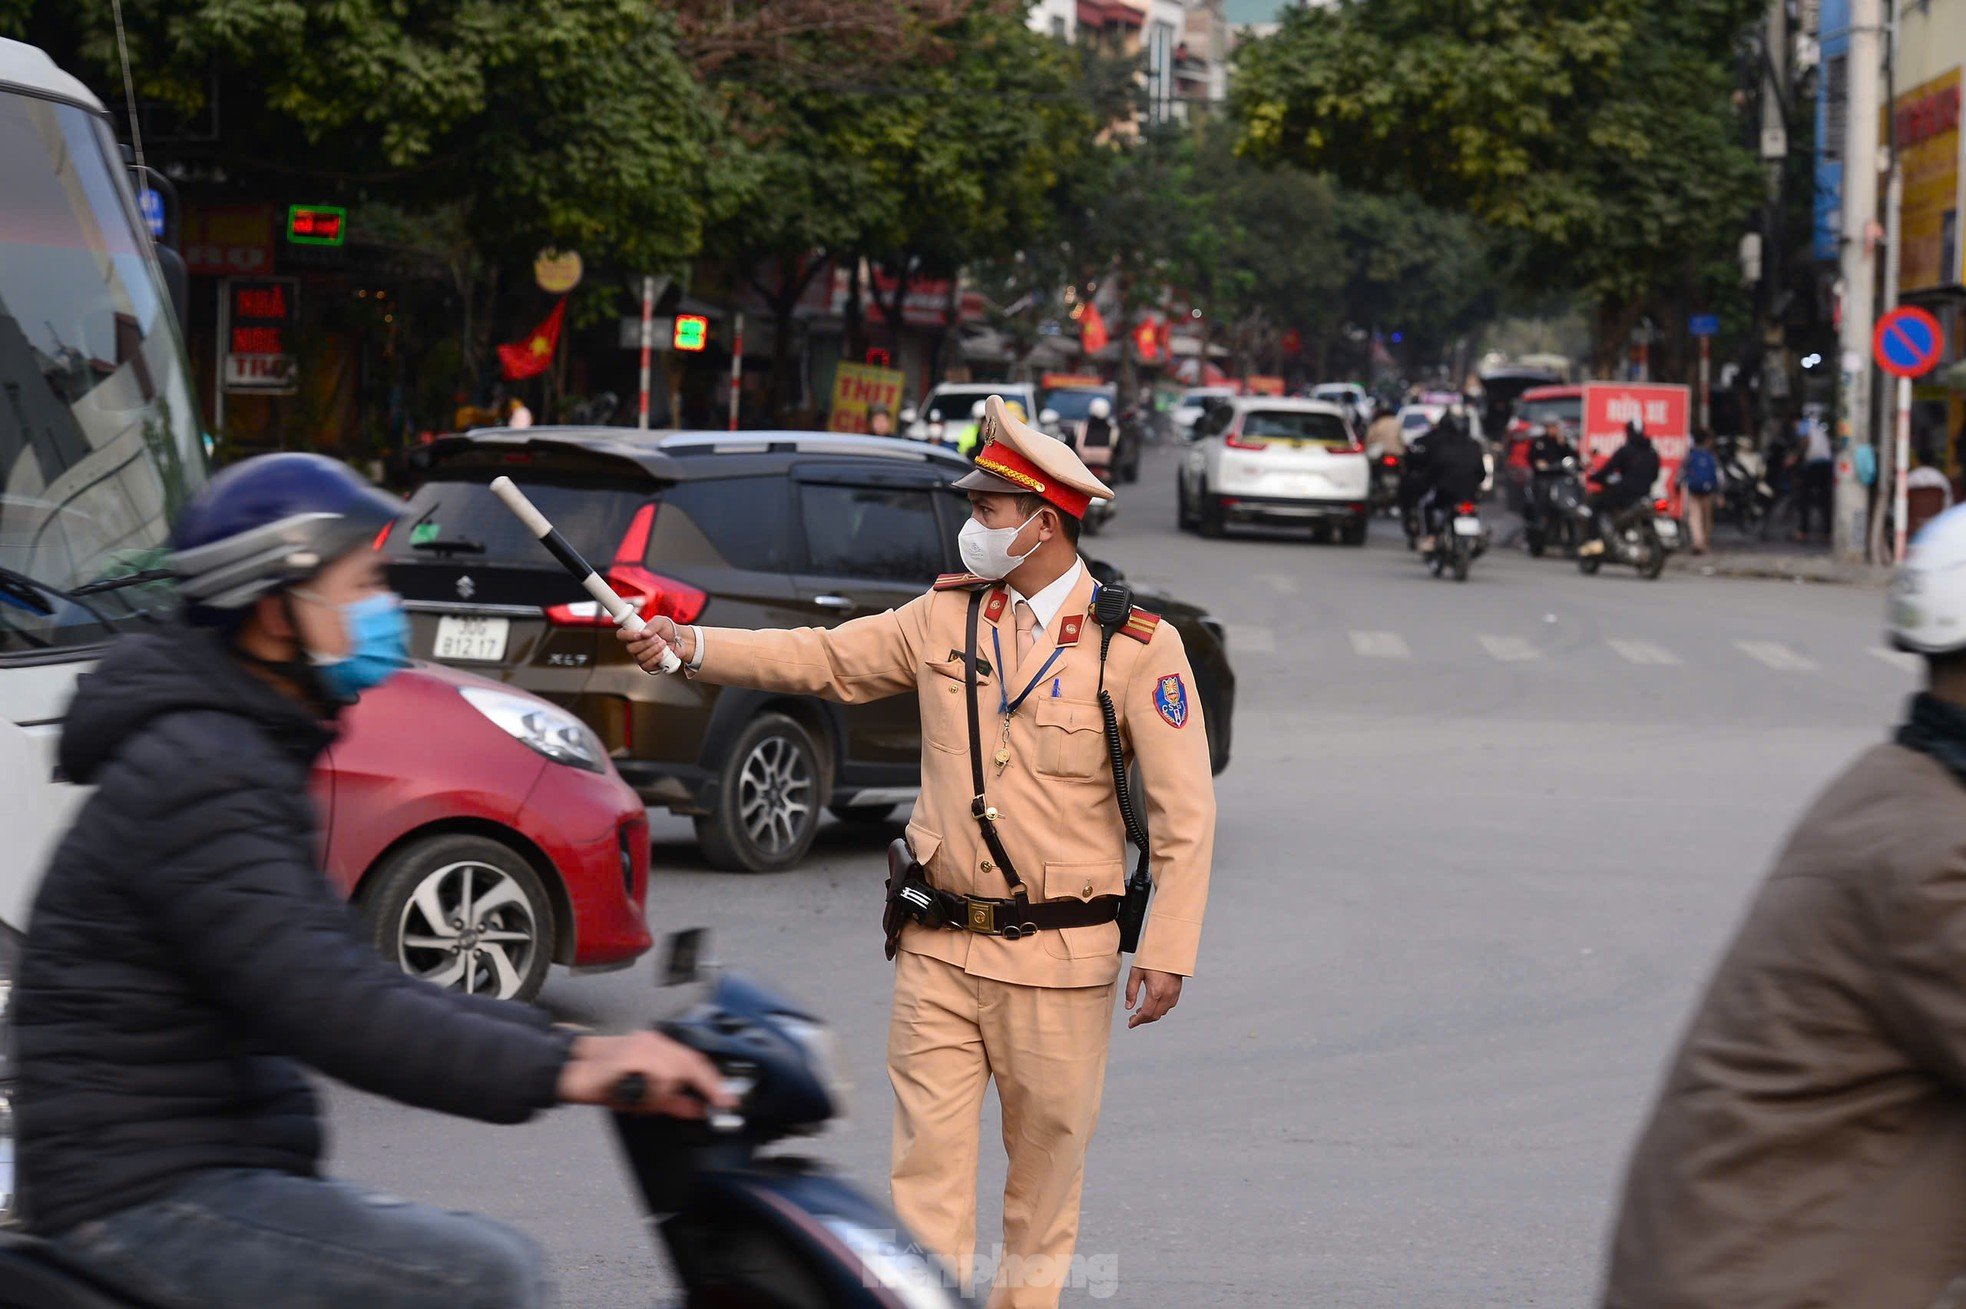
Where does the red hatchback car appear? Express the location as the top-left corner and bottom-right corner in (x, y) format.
(311, 661), (651, 1003)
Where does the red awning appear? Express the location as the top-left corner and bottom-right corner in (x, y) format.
(1078, 0), (1144, 27)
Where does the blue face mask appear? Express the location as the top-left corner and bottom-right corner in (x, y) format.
(298, 591), (410, 700)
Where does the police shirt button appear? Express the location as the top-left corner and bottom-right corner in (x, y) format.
(981, 860), (994, 873)
(1081, 882), (1093, 898)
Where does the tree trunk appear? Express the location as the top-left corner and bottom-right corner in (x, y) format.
(844, 256), (866, 363)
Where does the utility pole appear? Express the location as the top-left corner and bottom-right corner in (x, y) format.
(1835, 0), (1884, 561)
(1757, 0), (1789, 448)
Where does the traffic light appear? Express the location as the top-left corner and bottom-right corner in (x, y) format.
(673, 314), (709, 352)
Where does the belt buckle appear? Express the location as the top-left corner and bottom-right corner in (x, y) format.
(966, 899), (998, 935)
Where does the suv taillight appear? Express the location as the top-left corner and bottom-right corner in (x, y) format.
(544, 504), (708, 628)
(1224, 429), (1265, 450)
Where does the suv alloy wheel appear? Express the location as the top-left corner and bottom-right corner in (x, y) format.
(696, 713), (827, 873)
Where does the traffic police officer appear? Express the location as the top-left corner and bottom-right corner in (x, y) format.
(619, 396), (1215, 1308)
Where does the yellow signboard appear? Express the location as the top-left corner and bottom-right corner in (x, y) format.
(1890, 69), (1961, 294)
(829, 362), (906, 433)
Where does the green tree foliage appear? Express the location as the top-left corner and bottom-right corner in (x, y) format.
(1232, 0), (1762, 366)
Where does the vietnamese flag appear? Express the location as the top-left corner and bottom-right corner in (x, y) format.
(497, 298), (566, 381)
(1079, 301), (1109, 354)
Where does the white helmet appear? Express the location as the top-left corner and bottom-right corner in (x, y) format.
(1890, 504), (1966, 653)
(1089, 397), (1112, 420)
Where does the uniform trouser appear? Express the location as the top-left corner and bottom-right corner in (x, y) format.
(888, 950), (1117, 1309)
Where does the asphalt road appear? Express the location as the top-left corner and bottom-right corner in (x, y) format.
(329, 440), (1912, 1307)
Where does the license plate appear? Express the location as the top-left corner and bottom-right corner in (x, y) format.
(434, 616), (509, 662)
(1453, 517), (1482, 537)
(1655, 518), (1680, 541)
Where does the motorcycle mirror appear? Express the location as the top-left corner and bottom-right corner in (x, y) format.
(661, 928), (709, 987)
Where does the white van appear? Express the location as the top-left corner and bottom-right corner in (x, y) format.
(0, 38), (208, 1218)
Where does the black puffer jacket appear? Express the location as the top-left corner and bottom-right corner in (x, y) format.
(16, 622), (574, 1236)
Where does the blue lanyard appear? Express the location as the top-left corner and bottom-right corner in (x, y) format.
(992, 624), (1066, 718)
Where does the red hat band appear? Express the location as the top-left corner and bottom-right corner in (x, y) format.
(971, 441), (1091, 518)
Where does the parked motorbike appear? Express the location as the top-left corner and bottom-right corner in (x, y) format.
(1578, 499), (1675, 580)
(0, 931), (972, 1309)
(1523, 457), (1587, 558)
(1424, 499), (1487, 582)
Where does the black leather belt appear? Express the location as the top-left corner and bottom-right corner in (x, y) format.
(951, 893), (1122, 940)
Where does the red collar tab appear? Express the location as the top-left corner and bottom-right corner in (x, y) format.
(972, 441), (1092, 519)
(983, 587), (1010, 623)
(1058, 613), (1085, 647)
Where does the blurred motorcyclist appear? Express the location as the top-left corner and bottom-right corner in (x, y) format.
(1414, 412), (1487, 552)
(1525, 421), (1577, 531)
(1579, 419), (1661, 557)
(14, 454), (729, 1309)
(1604, 504), (1966, 1307)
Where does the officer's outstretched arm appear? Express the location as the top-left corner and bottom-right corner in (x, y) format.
(693, 590), (931, 704)
(1123, 623), (1216, 978)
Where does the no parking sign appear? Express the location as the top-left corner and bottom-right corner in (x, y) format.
(1874, 305), (1945, 379)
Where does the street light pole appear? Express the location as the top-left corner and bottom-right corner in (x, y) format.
(1835, 0), (1885, 562)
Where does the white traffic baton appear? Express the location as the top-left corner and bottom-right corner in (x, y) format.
(488, 475), (682, 674)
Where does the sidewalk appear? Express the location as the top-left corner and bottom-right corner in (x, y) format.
(1667, 535), (1892, 587)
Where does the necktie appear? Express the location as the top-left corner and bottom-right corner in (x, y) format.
(1014, 600), (1038, 675)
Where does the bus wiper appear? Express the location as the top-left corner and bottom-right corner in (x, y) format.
(0, 564), (117, 636)
(71, 567), (175, 596)
(411, 537), (487, 556)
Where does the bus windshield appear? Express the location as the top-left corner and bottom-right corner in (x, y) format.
(0, 88), (204, 658)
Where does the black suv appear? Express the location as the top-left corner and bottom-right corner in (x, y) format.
(387, 429), (1235, 871)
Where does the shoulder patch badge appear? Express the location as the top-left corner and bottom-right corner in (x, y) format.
(933, 572), (990, 591)
(1119, 608), (1161, 643)
(1154, 673), (1189, 728)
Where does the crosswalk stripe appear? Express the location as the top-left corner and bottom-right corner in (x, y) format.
(1736, 640), (1819, 672)
(1608, 639), (1682, 666)
(1349, 630), (1411, 659)
(1222, 624), (1277, 654)
(1259, 572), (1298, 596)
(1872, 647), (1923, 673)
(1478, 635), (1541, 662)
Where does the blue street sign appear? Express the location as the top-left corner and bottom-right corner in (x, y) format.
(1689, 314), (1720, 338)
(138, 187), (165, 238)
(1874, 305), (1945, 379)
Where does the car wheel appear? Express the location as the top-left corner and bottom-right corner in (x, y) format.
(1639, 541), (1666, 580)
(828, 803), (898, 825)
(698, 712), (825, 872)
(362, 834), (555, 1003)
(1177, 476), (1195, 531)
(1342, 519), (1368, 547)
(1198, 487), (1226, 539)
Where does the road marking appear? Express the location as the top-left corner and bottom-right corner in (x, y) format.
(1258, 572), (1298, 596)
(1349, 630), (1411, 659)
(1736, 640), (1819, 672)
(1222, 624), (1276, 654)
(1872, 647), (1923, 673)
(1608, 639), (1682, 666)
(1478, 635), (1541, 662)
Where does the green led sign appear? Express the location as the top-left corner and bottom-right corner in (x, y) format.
(673, 314), (709, 352)
(286, 204), (347, 247)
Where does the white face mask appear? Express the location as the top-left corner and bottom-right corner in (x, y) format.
(958, 511), (1042, 580)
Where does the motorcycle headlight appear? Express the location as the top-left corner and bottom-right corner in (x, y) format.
(0, 919), (21, 1227)
(458, 686), (606, 773)
(775, 1014), (850, 1121)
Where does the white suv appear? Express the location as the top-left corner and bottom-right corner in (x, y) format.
(901, 382), (1038, 450)
(1177, 397), (1370, 544)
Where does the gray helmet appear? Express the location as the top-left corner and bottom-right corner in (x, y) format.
(171, 453), (403, 622)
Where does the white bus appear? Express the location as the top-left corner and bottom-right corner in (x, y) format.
(0, 38), (207, 1218)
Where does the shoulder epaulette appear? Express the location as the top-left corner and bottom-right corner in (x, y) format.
(933, 572), (991, 591)
(1118, 607), (1161, 643)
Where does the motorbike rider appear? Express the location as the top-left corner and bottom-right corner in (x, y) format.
(1414, 410), (1488, 552)
(1579, 418), (1661, 557)
(13, 453), (729, 1309)
(1603, 504), (1966, 1308)
(1524, 421), (1577, 532)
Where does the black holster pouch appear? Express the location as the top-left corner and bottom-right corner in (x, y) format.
(883, 837), (949, 960)
(1116, 855), (1151, 954)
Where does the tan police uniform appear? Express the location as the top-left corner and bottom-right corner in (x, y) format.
(683, 396), (1215, 1308)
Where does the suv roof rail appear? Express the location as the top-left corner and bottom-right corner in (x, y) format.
(657, 431), (971, 466)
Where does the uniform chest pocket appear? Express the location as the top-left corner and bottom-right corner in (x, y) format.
(920, 658), (974, 754)
(1032, 697), (1106, 779)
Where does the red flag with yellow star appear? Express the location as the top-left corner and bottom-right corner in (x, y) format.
(497, 298), (566, 381)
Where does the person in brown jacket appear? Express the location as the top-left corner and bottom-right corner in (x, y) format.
(1604, 503), (1966, 1308)
(619, 395), (1215, 1309)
